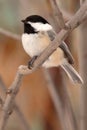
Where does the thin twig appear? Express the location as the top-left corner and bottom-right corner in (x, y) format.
(0, 2), (87, 130)
(0, 96), (4, 109)
(0, 28), (20, 40)
(50, 0), (66, 29)
(43, 69), (67, 130)
(80, 0), (85, 6)
(80, 0), (83, 6)
(62, 9), (73, 21)
(0, 77), (30, 130)
(62, 74), (78, 130)
(14, 105), (30, 130)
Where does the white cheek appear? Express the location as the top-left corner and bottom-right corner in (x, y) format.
(28, 22), (52, 31)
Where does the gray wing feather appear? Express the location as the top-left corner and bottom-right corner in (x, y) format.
(47, 30), (74, 64)
(61, 61), (83, 84)
(59, 41), (74, 64)
(47, 30), (56, 41)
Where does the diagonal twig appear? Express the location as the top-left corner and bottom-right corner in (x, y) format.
(50, 0), (66, 29)
(80, 0), (85, 6)
(0, 28), (20, 40)
(43, 69), (67, 130)
(0, 96), (4, 109)
(0, 77), (30, 130)
(61, 74), (78, 130)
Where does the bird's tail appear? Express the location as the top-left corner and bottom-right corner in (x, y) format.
(61, 61), (83, 84)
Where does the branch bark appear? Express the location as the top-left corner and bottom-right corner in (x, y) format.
(0, 1), (87, 130)
(0, 77), (30, 130)
(43, 69), (67, 130)
(80, 0), (85, 6)
(0, 28), (20, 40)
(50, 0), (66, 29)
(0, 96), (4, 109)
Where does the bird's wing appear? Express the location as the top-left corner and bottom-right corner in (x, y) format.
(47, 30), (56, 41)
(47, 30), (74, 64)
(59, 41), (74, 64)
(61, 60), (83, 84)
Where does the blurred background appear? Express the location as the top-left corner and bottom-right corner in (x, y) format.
(0, 0), (87, 130)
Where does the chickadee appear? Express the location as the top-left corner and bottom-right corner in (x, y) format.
(21, 15), (83, 84)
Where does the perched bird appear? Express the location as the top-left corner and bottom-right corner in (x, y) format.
(21, 15), (83, 84)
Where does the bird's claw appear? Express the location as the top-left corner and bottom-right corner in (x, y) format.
(28, 56), (38, 69)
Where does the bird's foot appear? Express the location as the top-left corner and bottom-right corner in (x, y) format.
(28, 56), (38, 69)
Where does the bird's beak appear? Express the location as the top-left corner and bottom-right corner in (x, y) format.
(21, 20), (26, 23)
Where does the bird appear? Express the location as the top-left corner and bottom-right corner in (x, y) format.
(21, 15), (83, 84)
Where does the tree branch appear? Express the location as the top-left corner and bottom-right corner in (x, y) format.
(62, 9), (73, 21)
(0, 28), (20, 40)
(43, 69), (67, 130)
(50, 0), (66, 29)
(0, 77), (30, 130)
(0, 96), (4, 109)
(80, 0), (85, 6)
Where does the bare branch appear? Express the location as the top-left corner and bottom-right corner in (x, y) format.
(61, 74), (78, 130)
(0, 28), (20, 40)
(80, 0), (83, 6)
(0, 77), (8, 93)
(0, 2), (87, 130)
(62, 10), (73, 21)
(0, 77), (30, 130)
(0, 97), (4, 109)
(43, 69), (67, 130)
(80, 0), (85, 6)
(50, 0), (66, 29)
(14, 105), (30, 130)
